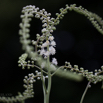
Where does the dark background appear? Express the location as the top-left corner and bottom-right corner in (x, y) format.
(0, 0), (103, 103)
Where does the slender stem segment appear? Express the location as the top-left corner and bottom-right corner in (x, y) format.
(46, 55), (51, 103)
(41, 68), (47, 94)
(42, 45), (52, 103)
(80, 81), (91, 103)
(43, 56), (52, 103)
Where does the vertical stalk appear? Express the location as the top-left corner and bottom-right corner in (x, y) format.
(43, 77), (46, 103)
(46, 55), (51, 103)
(44, 43), (52, 103)
(40, 68), (47, 103)
(41, 55), (52, 103)
(80, 81), (91, 103)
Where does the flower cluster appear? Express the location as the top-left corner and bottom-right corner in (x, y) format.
(19, 5), (58, 67)
(40, 36), (57, 65)
(64, 62), (103, 84)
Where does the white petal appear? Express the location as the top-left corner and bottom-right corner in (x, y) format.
(51, 41), (56, 46)
(49, 46), (56, 55)
(41, 41), (49, 48)
(49, 36), (54, 41)
(40, 48), (45, 55)
(52, 58), (58, 65)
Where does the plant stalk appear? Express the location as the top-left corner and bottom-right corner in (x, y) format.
(80, 81), (91, 103)
(42, 55), (52, 103)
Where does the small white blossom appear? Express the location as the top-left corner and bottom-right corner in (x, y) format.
(49, 46), (56, 55)
(45, 76), (48, 78)
(42, 20), (47, 23)
(52, 58), (58, 65)
(35, 14), (40, 18)
(50, 30), (53, 33)
(40, 48), (45, 55)
(44, 11), (47, 15)
(49, 36), (54, 41)
(42, 9), (45, 12)
(51, 41), (56, 47)
(42, 23), (47, 27)
(41, 41), (49, 48)
(37, 77), (41, 80)
(47, 17), (50, 19)
(42, 28), (48, 33)
(95, 73), (97, 76)
(44, 51), (50, 56)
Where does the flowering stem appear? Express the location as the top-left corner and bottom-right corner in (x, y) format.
(80, 81), (91, 103)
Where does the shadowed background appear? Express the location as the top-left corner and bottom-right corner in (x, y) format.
(0, 0), (103, 103)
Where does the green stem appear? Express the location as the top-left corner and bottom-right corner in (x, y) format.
(46, 69), (51, 103)
(43, 77), (46, 103)
(51, 66), (64, 76)
(45, 44), (52, 103)
(80, 81), (91, 103)
(41, 55), (52, 103)
(40, 68), (47, 103)
(43, 56), (51, 103)
(44, 52), (51, 103)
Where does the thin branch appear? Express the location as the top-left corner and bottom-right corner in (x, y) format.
(80, 81), (91, 103)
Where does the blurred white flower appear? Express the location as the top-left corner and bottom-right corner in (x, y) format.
(44, 51), (50, 56)
(49, 36), (54, 41)
(49, 46), (56, 55)
(42, 28), (48, 33)
(40, 48), (45, 55)
(41, 41), (49, 48)
(51, 41), (56, 47)
(52, 58), (58, 65)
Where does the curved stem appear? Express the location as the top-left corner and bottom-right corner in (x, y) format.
(25, 64), (48, 74)
(80, 81), (91, 103)
(51, 66), (64, 76)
